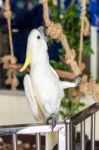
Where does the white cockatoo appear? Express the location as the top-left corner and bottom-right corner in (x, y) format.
(20, 27), (82, 150)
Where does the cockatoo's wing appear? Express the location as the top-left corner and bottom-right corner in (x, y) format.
(24, 74), (58, 150)
(50, 66), (59, 79)
(24, 74), (44, 122)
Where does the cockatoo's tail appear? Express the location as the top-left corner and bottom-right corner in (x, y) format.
(20, 51), (32, 72)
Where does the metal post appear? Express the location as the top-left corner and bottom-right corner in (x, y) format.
(80, 121), (85, 150)
(12, 134), (17, 150)
(65, 119), (71, 150)
(36, 133), (41, 150)
(91, 114), (95, 150)
(71, 124), (75, 150)
(58, 126), (66, 150)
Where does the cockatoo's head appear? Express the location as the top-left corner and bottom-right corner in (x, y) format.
(20, 27), (48, 72)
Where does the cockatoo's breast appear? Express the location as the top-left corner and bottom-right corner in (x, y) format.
(30, 63), (64, 118)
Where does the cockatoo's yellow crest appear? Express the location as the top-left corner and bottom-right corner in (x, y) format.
(20, 51), (32, 72)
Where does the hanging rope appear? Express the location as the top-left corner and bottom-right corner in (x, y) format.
(4, 0), (14, 63)
(78, 0), (90, 65)
(1, 0), (19, 90)
(41, 0), (99, 102)
(40, 0), (81, 76)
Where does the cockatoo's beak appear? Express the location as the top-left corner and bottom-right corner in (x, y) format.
(20, 51), (32, 72)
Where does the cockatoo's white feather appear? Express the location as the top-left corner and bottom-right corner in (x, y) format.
(30, 62), (64, 119)
(50, 66), (60, 79)
(24, 74), (45, 122)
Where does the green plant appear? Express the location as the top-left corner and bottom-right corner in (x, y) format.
(60, 99), (85, 119)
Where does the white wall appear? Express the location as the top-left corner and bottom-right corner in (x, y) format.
(0, 90), (35, 126)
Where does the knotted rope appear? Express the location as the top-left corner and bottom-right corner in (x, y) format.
(41, 0), (99, 102)
(4, 0), (14, 63)
(1, 0), (19, 89)
(40, 0), (81, 76)
(79, 0), (90, 65)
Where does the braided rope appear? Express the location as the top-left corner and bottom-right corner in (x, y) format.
(2, 0), (19, 90)
(41, 0), (81, 76)
(41, 0), (99, 102)
(79, 0), (90, 65)
(4, 0), (15, 64)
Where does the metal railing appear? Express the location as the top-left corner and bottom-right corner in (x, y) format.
(65, 103), (99, 150)
(0, 103), (99, 150)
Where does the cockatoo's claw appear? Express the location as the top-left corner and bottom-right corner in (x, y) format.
(75, 74), (83, 87)
(46, 114), (57, 132)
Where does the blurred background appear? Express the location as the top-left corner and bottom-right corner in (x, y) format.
(0, 0), (98, 89)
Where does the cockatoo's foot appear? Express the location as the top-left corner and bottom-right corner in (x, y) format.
(75, 74), (83, 87)
(46, 114), (57, 132)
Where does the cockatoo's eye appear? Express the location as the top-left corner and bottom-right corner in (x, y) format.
(37, 35), (41, 39)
